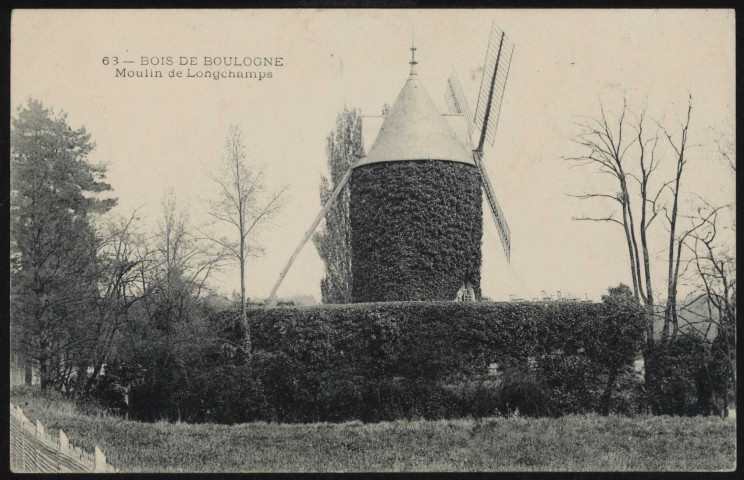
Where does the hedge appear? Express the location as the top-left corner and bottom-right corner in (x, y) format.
(350, 161), (483, 302)
(241, 300), (645, 421)
(94, 289), (731, 422)
(97, 300), (646, 423)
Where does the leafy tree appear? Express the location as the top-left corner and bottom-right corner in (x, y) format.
(10, 99), (116, 390)
(591, 284), (645, 414)
(313, 106), (362, 304)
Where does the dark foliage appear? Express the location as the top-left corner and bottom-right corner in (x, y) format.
(592, 284), (646, 414)
(497, 368), (550, 417)
(11, 99), (117, 391)
(350, 161), (483, 302)
(313, 107), (361, 304)
(240, 300), (643, 422)
(99, 356), (272, 424)
(709, 331), (735, 411)
(97, 296), (651, 424)
(537, 354), (600, 415)
(645, 333), (711, 416)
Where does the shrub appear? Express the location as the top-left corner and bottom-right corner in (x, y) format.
(89, 366), (130, 415)
(537, 354), (600, 416)
(205, 364), (271, 424)
(609, 368), (647, 416)
(498, 368), (550, 417)
(250, 301), (606, 377)
(709, 326), (736, 414)
(645, 333), (710, 416)
(590, 284), (646, 414)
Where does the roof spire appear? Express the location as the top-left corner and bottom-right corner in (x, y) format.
(409, 30), (418, 76)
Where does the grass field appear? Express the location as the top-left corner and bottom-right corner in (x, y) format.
(10, 389), (736, 472)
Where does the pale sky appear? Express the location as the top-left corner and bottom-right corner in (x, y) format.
(11, 9), (735, 302)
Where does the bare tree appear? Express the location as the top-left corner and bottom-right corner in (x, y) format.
(659, 99), (693, 340)
(713, 129), (735, 173)
(106, 192), (227, 416)
(205, 126), (288, 351)
(565, 96), (672, 350)
(70, 210), (154, 397)
(155, 189), (226, 332)
(673, 202), (736, 415)
(565, 95), (699, 352)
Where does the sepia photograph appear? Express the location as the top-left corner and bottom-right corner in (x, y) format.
(8, 8), (736, 472)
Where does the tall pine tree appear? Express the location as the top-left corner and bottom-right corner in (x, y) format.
(313, 107), (362, 304)
(10, 99), (116, 389)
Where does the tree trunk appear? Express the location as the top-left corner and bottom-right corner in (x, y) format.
(663, 160), (684, 342)
(39, 359), (51, 391)
(84, 363), (103, 396)
(73, 362), (88, 399)
(600, 366), (620, 415)
(240, 241), (251, 354)
(24, 362), (33, 386)
(623, 192), (645, 302)
(620, 200), (641, 301)
(639, 191), (655, 347)
(662, 300), (673, 342)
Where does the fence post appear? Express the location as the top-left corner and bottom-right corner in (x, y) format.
(59, 429), (68, 472)
(35, 419), (44, 473)
(59, 429), (69, 451)
(94, 446), (106, 472)
(10, 404), (17, 471)
(18, 406), (26, 472)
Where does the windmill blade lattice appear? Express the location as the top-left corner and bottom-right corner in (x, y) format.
(474, 23), (514, 150)
(473, 150), (511, 261)
(445, 68), (475, 136)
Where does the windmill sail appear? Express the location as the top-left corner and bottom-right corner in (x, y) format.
(445, 68), (474, 136)
(473, 23), (514, 150)
(474, 150), (510, 261)
(470, 21), (514, 262)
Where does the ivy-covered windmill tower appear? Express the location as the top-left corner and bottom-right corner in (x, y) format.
(267, 23), (514, 306)
(351, 41), (481, 302)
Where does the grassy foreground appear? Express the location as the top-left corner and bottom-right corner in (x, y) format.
(11, 390), (736, 472)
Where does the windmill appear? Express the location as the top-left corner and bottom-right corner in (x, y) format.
(266, 23), (515, 306)
(445, 21), (514, 262)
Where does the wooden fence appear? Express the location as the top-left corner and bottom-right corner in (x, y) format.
(9, 403), (117, 473)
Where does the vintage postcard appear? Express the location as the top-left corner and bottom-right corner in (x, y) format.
(9, 9), (736, 473)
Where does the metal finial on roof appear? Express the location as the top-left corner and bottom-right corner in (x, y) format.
(409, 32), (418, 75)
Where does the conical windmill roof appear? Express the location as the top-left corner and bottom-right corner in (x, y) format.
(355, 74), (474, 167)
